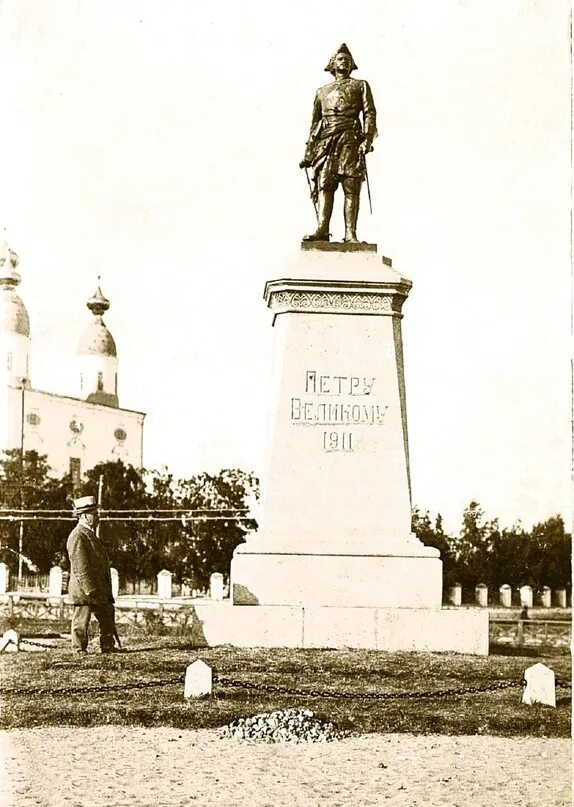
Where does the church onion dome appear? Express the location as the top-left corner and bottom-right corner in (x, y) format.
(0, 242), (30, 337)
(76, 280), (117, 357)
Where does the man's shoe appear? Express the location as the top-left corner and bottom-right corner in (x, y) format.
(101, 647), (123, 654)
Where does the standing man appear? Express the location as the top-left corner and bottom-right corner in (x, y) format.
(300, 43), (377, 243)
(67, 495), (118, 654)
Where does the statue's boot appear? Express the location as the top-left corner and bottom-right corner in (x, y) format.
(343, 181), (361, 242)
(303, 190), (334, 241)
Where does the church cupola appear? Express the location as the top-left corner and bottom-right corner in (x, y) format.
(0, 242), (31, 387)
(76, 280), (118, 407)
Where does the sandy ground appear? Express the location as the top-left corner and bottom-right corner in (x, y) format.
(0, 728), (571, 807)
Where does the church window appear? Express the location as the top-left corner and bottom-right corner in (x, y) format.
(7, 352), (12, 371)
(97, 372), (103, 391)
(70, 458), (81, 489)
(80, 373), (83, 391)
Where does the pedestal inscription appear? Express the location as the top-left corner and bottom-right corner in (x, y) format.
(291, 369), (389, 453)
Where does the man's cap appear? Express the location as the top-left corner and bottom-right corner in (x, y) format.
(73, 495), (98, 515)
(324, 43), (358, 74)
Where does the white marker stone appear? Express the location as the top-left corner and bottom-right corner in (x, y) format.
(475, 583), (488, 607)
(110, 568), (119, 599)
(49, 565), (63, 596)
(157, 569), (173, 599)
(210, 572), (224, 602)
(554, 588), (566, 608)
(0, 562), (9, 595)
(447, 584), (462, 606)
(0, 629), (20, 652)
(540, 586), (551, 608)
(184, 659), (212, 698)
(522, 663), (556, 707)
(499, 584), (512, 608)
(519, 585), (533, 608)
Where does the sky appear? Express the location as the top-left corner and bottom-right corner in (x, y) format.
(0, 0), (570, 533)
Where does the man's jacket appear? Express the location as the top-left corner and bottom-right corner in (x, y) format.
(66, 524), (114, 606)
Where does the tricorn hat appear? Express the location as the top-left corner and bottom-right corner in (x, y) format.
(73, 495), (98, 515)
(324, 43), (358, 74)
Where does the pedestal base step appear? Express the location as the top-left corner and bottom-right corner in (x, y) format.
(185, 603), (489, 656)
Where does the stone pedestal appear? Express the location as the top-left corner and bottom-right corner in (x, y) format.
(231, 246), (442, 608)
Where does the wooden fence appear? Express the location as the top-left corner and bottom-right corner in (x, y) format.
(490, 618), (571, 648)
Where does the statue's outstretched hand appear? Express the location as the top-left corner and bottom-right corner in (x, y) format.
(299, 158), (312, 169)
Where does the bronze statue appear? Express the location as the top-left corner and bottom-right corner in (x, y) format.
(300, 43), (377, 243)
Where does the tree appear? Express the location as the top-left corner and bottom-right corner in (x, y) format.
(0, 449), (73, 573)
(528, 515), (571, 590)
(80, 461), (259, 590)
(173, 469), (258, 588)
(488, 522), (530, 589)
(412, 507), (458, 586)
(455, 501), (499, 592)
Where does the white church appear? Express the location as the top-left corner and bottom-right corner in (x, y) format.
(0, 241), (145, 487)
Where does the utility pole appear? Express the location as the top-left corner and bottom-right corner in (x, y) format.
(96, 474), (104, 538)
(17, 378), (27, 584)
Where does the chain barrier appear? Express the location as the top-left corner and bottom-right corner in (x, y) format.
(19, 638), (54, 650)
(0, 675), (185, 697)
(213, 675), (525, 700)
(0, 671), (532, 699)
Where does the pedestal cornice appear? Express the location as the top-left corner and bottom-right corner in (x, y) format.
(264, 277), (411, 317)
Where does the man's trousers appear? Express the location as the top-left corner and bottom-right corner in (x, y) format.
(71, 603), (115, 652)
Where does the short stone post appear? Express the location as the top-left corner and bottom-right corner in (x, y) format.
(522, 663), (556, 707)
(210, 572), (224, 602)
(539, 586), (551, 608)
(48, 565), (62, 597)
(499, 584), (512, 607)
(0, 562), (9, 595)
(553, 588), (566, 608)
(447, 583), (462, 606)
(184, 659), (212, 698)
(475, 583), (488, 607)
(519, 585), (533, 608)
(0, 629), (20, 652)
(157, 569), (173, 599)
(110, 568), (119, 599)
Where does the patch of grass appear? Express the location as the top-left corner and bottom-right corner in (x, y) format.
(0, 627), (570, 737)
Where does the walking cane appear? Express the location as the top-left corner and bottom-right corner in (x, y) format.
(113, 626), (123, 650)
(304, 167), (319, 221)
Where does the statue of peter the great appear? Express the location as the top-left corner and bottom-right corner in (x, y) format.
(300, 43), (377, 243)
